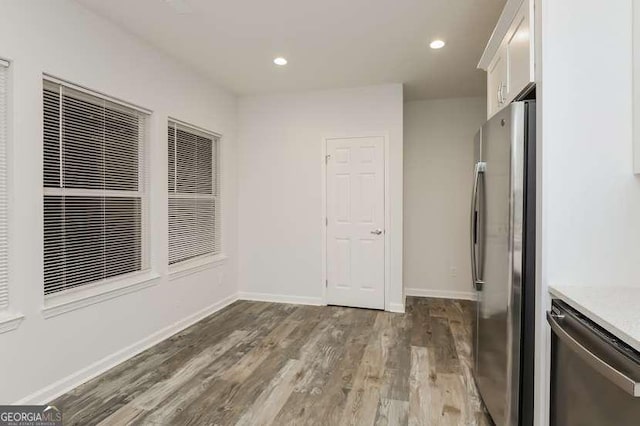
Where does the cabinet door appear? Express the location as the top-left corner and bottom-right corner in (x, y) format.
(505, 0), (534, 101)
(487, 45), (508, 118)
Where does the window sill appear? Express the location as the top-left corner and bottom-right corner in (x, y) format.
(0, 312), (25, 334)
(43, 270), (161, 319)
(169, 254), (228, 281)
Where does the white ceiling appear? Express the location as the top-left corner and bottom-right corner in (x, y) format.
(76, 0), (505, 100)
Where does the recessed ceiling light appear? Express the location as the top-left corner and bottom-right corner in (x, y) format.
(429, 40), (446, 49)
(274, 57), (288, 66)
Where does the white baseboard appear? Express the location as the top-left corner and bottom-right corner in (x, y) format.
(388, 302), (405, 313)
(20, 290), (413, 404)
(237, 291), (323, 306)
(15, 292), (239, 405)
(405, 287), (477, 301)
(241, 290), (409, 314)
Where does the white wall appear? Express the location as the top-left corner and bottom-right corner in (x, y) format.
(542, 0), (639, 289)
(403, 98), (486, 300)
(536, 1), (637, 424)
(237, 85), (404, 310)
(0, 0), (238, 404)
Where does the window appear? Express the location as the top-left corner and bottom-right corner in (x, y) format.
(168, 120), (220, 265)
(43, 79), (148, 296)
(0, 60), (8, 309)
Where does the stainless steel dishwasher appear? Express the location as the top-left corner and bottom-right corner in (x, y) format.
(548, 300), (640, 425)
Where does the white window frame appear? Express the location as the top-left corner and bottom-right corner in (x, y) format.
(168, 118), (225, 280)
(42, 75), (159, 318)
(0, 58), (23, 333)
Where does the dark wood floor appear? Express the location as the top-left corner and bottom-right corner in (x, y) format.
(52, 297), (490, 425)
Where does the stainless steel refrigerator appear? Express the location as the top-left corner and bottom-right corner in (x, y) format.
(470, 101), (536, 426)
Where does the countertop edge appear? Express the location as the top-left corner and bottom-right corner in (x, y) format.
(549, 285), (640, 353)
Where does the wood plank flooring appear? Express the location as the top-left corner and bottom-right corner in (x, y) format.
(51, 297), (491, 425)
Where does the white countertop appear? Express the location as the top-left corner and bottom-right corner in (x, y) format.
(549, 285), (640, 353)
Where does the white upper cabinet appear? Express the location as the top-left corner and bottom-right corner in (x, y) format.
(479, 0), (535, 118)
(487, 47), (508, 115)
(505, 1), (533, 100)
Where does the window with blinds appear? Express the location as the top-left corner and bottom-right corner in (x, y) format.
(43, 79), (147, 296)
(0, 61), (8, 309)
(168, 121), (220, 265)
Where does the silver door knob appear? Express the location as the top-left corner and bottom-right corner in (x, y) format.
(371, 229), (383, 235)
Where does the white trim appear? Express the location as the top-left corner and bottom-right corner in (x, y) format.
(321, 139), (328, 305)
(42, 74), (152, 115)
(16, 293), (239, 405)
(0, 312), (24, 334)
(42, 78), (151, 298)
(167, 118), (223, 264)
(405, 287), (478, 301)
(217, 134), (224, 254)
(57, 83), (63, 185)
(0, 56), (8, 312)
(168, 117), (222, 139)
(383, 133), (390, 311)
(478, 0), (526, 70)
(634, 0), (640, 174)
(388, 302), (405, 313)
(238, 291), (323, 306)
(321, 133), (391, 311)
(43, 270), (161, 319)
(141, 110), (151, 270)
(169, 253), (228, 281)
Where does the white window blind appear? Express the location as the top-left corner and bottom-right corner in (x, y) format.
(43, 79), (147, 295)
(0, 61), (8, 308)
(168, 121), (220, 265)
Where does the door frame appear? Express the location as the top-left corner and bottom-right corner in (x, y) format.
(321, 133), (390, 311)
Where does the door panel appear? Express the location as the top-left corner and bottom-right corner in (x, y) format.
(326, 136), (385, 310)
(487, 46), (508, 118)
(335, 174), (350, 221)
(471, 129), (483, 372)
(475, 104), (525, 426)
(505, 0), (534, 103)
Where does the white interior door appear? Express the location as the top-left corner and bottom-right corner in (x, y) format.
(326, 136), (385, 310)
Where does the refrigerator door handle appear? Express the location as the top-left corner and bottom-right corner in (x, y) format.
(470, 162), (486, 291)
(547, 311), (640, 397)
